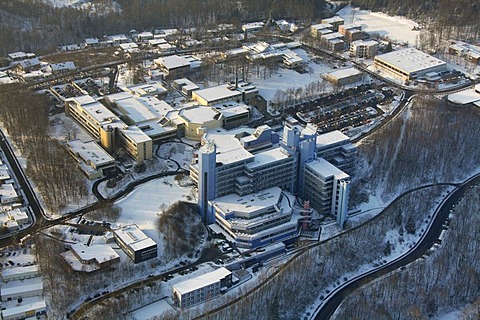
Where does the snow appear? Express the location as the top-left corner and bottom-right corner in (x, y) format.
(250, 48), (335, 102)
(337, 5), (421, 45)
(114, 176), (194, 254)
(131, 299), (174, 320)
(434, 310), (462, 320)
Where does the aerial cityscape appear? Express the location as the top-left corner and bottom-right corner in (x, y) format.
(0, 0), (479, 319)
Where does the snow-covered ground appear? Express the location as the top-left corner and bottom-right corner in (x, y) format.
(113, 175), (195, 254)
(338, 5), (421, 46)
(250, 48), (336, 102)
(40, 0), (122, 14)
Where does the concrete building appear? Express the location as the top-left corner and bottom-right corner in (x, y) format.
(65, 95), (153, 162)
(177, 106), (224, 141)
(374, 48), (447, 81)
(154, 55), (201, 78)
(448, 40), (480, 65)
(303, 158), (350, 227)
(321, 32), (345, 52)
(192, 84), (243, 106)
(114, 225), (157, 263)
(339, 24), (363, 43)
(324, 67), (363, 86)
(1, 301), (46, 320)
(0, 184), (19, 204)
(66, 140), (116, 179)
(173, 78), (200, 98)
(350, 40), (378, 58)
(321, 16), (344, 30)
(191, 120), (355, 244)
(311, 23), (334, 38)
(172, 267), (232, 308)
(1, 265), (40, 282)
(7, 208), (28, 225)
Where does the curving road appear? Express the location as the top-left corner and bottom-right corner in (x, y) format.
(313, 173), (480, 319)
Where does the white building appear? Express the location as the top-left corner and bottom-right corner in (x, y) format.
(1, 279), (43, 301)
(1, 301), (46, 320)
(62, 243), (120, 272)
(7, 208), (28, 225)
(0, 184), (19, 204)
(66, 140), (116, 179)
(374, 48), (447, 81)
(350, 39), (378, 58)
(172, 267), (232, 308)
(113, 225), (157, 263)
(1, 265), (40, 282)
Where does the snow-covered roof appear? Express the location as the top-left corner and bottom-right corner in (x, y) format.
(211, 186), (282, 215)
(148, 38), (168, 46)
(245, 147), (290, 170)
(193, 84), (242, 104)
(242, 22), (264, 31)
(114, 224), (157, 252)
(178, 105), (222, 124)
(119, 125), (152, 144)
(67, 140), (115, 167)
(119, 42), (139, 50)
(125, 82), (167, 97)
(306, 158), (349, 180)
(50, 61), (76, 72)
(374, 48), (446, 75)
(351, 39), (378, 47)
(2, 301), (46, 318)
(0, 184), (17, 200)
(173, 267), (231, 295)
(322, 16), (344, 24)
(155, 55), (198, 70)
(326, 67), (362, 80)
(447, 88), (480, 105)
(81, 101), (118, 124)
(6, 208), (28, 222)
(316, 130), (351, 149)
(311, 23), (333, 30)
(71, 243), (119, 264)
(1, 265), (39, 279)
(202, 127), (255, 165)
(1, 279), (43, 297)
(322, 32), (344, 40)
(85, 38), (100, 45)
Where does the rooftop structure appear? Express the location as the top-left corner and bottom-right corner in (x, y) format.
(154, 55), (200, 77)
(374, 48), (447, 81)
(0, 184), (19, 204)
(1, 265), (40, 282)
(1, 278), (43, 300)
(1, 300), (46, 320)
(123, 82), (168, 97)
(321, 16), (345, 29)
(350, 39), (378, 58)
(113, 224), (157, 263)
(173, 78), (200, 97)
(242, 22), (264, 32)
(324, 67), (363, 86)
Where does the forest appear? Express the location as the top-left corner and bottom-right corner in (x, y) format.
(0, 0), (325, 55)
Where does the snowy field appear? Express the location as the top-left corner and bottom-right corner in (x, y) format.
(40, 0), (122, 13)
(114, 176), (194, 253)
(250, 48), (336, 102)
(338, 5), (421, 45)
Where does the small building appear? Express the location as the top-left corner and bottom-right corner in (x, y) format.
(310, 23), (334, 38)
(136, 31), (154, 42)
(1, 280), (43, 301)
(85, 38), (100, 47)
(16, 58), (41, 73)
(48, 61), (76, 74)
(283, 52), (303, 68)
(339, 24), (363, 43)
(1, 265), (40, 282)
(1, 301), (46, 320)
(4, 220), (18, 231)
(0, 166), (10, 183)
(321, 32), (345, 52)
(154, 55), (201, 78)
(66, 140), (116, 180)
(0, 184), (20, 204)
(7, 208), (28, 225)
(62, 243), (120, 272)
(172, 267), (232, 309)
(119, 42), (139, 53)
(448, 40), (480, 65)
(123, 82), (168, 98)
(113, 225), (157, 263)
(173, 78), (200, 98)
(350, 40), (378, 58)
(242, 22), (264, 34)
(7, 52), (35, 61)
(374, 48), (447, 81)
(324, 67), (363, 86)
(321, 16), (345, 30)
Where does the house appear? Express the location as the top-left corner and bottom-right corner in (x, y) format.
(61, 243), (120, 272)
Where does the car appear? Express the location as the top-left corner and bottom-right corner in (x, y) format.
(179, 261), (187, 266)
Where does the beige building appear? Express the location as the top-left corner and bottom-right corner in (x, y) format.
(350, 40), (378, 58)
(321, 16), (344, 30)
(310, 23), (333, 38)
(339, 24), (363, 43)
(177, 106), (224, 140)
(324, 68), (363, 86)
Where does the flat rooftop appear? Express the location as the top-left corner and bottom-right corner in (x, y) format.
(306, 157), (349, 180)
(126, 82), (168, 96)
(202, 127), (255, 165)
(173, 267), (231, 295)
(119, 125), (152, 144)
(156, 55), (196, 70)
(1, 278), (43, 296)
(0, 184), (17, 199)
(107, 92), (173, 123)
(326, 67), (362, 79)
(311, 23), (333, 30)
(71, 243), (119, 264)
(375, 48), (446, 74)
(316, 130), (350, 149)
(2, 265), (39, 278)
(114, 224), (156, 251)
(2, 300), (46, 318)
(212, 186), (282, 215)
(193, 84), (242, 104)
(67, 140), (114, 167)
(322, 32), (344, 40)
(245, 147), (290, 170)
(178, 105), (222, 124)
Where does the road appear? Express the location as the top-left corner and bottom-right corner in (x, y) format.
(313, 173), (480, 319)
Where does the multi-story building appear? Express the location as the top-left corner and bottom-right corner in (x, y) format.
(339, 24), (363, 43)
(350, 40), (378, 58)
(172, 267), (232, 309)
(113, 225), (157, 263)
(191, 119), (355, 247)
(321, 16), (345, 30)
(311, 23), (334, 38)
(65, 95), (153, 162)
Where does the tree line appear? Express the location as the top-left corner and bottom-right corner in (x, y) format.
(0, 0), (326, 55)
